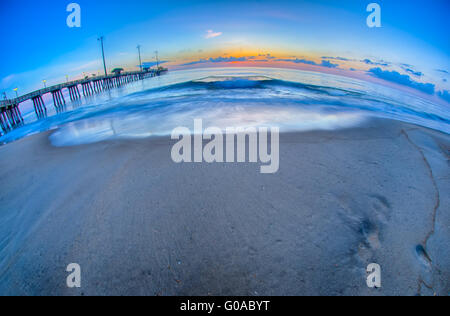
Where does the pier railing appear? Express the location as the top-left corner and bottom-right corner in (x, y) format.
(0, 68), (168, 135)
(0, 70), (165, 108)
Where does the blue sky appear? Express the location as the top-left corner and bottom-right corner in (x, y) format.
(0, 0), (449, 100)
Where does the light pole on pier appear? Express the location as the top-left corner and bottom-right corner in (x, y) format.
(155, 50), (159, 69)
(98, 36), (108, 77)
(43, 80), (47, 89)
(137, 45), (143, 72)
(14, 88), (18, 98)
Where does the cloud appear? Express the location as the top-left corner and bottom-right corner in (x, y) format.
(322, 56), (352, 62)
(275, 58), (317, 65)
(179, 56), (248, 66)
(209, 56), (247, 62)
(258, 53), (276, 60)
(368, 67), (435, 95)
(398, 63), (423, 77)
(362, 59), (390, 67)
(404, 68), (423, 77)
(205, 30), (222, 39)
(436, 69), (449, 74)
(275, 58), (339, 68)
(437, 90), (450, 103)
(320, 60), (339, 68)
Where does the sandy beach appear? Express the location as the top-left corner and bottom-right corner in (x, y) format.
(0, 117), (448, 296)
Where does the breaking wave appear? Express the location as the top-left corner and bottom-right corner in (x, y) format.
(1, 68), (449, 146)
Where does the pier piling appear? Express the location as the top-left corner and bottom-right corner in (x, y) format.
(0, 69), (168, 135)
(32, 95), (47, 119)
(52, 89), (66, 112)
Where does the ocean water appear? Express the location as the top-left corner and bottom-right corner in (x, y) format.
(1, 67), (449, 146)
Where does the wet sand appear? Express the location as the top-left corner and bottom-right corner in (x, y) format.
(0, 118), (448, 296)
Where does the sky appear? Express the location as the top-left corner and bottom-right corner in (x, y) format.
(0, 0), (449, 102)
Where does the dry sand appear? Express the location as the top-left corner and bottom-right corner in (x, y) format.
(0, 117), (448, 296)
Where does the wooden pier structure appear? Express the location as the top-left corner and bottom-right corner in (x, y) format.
(0, 69), (167, 135)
